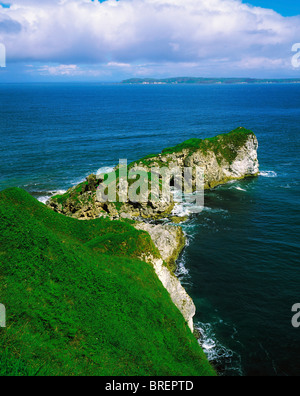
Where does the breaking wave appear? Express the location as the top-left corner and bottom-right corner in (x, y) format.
(234, 186), (247, 192)
(37, 190), (67, 204)
(259, 170), (278, 178)
(96, 165), (116, 176)
(195, 321), (243, 377)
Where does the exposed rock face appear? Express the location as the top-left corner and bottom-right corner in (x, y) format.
(135, 222), (185, 272)
(47, 176), (174, 221)
(185, 132), (259, 189)
(47, 174), (106, 220)
(151, 257), (195, 332)
(47, 127), (259, 220)
(130, 127), (259, 190)
(135, 223), (195, 332)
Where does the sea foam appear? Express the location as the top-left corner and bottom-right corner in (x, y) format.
(37, 190), (67, 204)
(195, 321), (243, 376)
(259, 170), (278, 178)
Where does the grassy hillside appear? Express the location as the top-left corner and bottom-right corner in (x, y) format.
(0, 188), (215, 376)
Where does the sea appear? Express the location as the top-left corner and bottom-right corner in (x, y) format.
(0, 82), (299, 376)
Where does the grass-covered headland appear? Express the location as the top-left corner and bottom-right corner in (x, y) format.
(0, 188), (215, 376)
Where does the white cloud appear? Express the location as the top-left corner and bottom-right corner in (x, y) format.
(107, 62), (131, 68)
(38, 64), (81, 76)
(35, 63), (110, 77)
(0, 0), (299, 76)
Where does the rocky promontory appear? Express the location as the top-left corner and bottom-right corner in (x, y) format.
(48, 127), (259, 221)
(47, 127), (259, 332)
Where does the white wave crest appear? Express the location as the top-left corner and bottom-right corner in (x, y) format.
(37, 196), (51, 204)
(37, 189), (67, 204)
(53, 189), (67, 195)
(96, 165), (116, 176)
(195, 321), (243, 376)
(259, 171), (278, 178)
(234, 187), (247, 192)
(172, 202), (199, 217)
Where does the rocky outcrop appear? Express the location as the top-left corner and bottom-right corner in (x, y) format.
(47, 174), (175, 221)
(47, 127), (259, 221)
(185, 130), (259, 189)
(129, 127), (259, 190)
(149, 256), (195, 332)
(135, 222), (185, 272)
(135, 223), (195, 332)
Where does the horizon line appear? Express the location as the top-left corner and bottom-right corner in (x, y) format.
(1, 76), (300, 84)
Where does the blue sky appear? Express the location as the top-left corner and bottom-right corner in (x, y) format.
(0, 0), (299, 82)
(245, 1), (299, 17)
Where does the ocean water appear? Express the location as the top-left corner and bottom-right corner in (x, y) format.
(0, 83), (299, 376)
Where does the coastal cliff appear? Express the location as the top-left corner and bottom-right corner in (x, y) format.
(47, 127), (259, 333)
(129, 126), (259, 190)
(135, 222), (195, 331)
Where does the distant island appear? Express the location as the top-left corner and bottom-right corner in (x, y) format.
(122, 77), (300, 85)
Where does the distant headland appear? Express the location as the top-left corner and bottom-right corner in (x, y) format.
(122, 77), (300, 85)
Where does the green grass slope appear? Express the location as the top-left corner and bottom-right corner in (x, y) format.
(0, 188), (215, 376)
